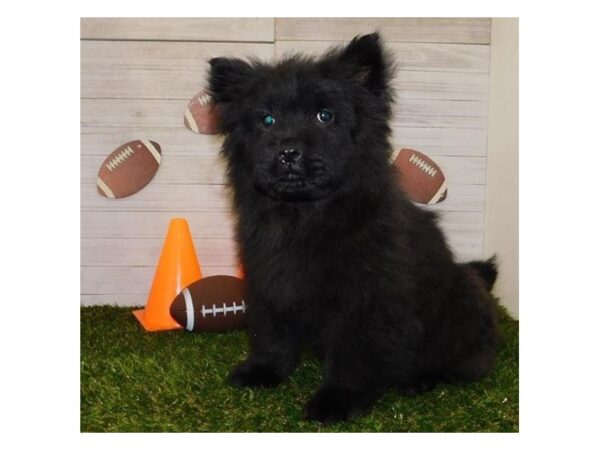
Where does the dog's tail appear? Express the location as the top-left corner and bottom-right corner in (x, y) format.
(466, 256), (498, 292)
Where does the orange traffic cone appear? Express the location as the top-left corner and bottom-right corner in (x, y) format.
(133, 218), (203, 331)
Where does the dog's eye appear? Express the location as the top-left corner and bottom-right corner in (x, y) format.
(262, 114), (275, 127)
(316, 109), (334, 123)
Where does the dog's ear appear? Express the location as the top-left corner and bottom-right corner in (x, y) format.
(208, 57), (254, 103)
(338, 33), (390, 92)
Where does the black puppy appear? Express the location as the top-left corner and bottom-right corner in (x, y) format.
(208, 33), (499, 424)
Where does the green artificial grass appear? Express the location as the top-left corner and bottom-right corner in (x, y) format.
(81, 305), (518, 432)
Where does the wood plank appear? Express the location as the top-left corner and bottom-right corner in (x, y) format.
(81, 266), (238, 295)
(393, 99), (488, 129)
(437, 210), (484, 260)
(436, 210), (484, 231)
(448, 238), (484, 259)
(81, 294), (147, 307)
(444, 230), (484, 260)
(80, 237), (483, 306)
(81, 211), (484, 257)
(391, 126), (488, 157)
(81, 232), (481, 296)
(81, 18), (275, 42)
(80, 183), (232, 212)
(81, 236), (481, 302)
(81, 40), (274, 99)
(81, 182), (483, 212)
(81, 238), (237, 267)
(422, 184), (485, 212)
(81, 211), (235, 239)
(82, 41), (486, 101)
(81, 99), (195, 128)
(82, 67), (490, 103)
(275, 18), (490, 44)
(428, 156), (486, 185)
(276, 41), (490, 73)
(79, 18), (491, 308)
(81, 126), (222, 157)
(394, 71), (489, 101)
(81, 125), (488, 158)
(80, 211), (485, 304)
(81, 97), (487, 130)
(81, 266), (157, 294)
(79, 232), (476, 306)
(81, 154), (227, 185)
(82, 153), (484, 186)
(82, 212), (485, 242)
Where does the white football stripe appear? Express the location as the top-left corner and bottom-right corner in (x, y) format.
(183, 288), (195, 331)
(142, 140), (161, 164)
(96, 177), (115, 198)
(429, 179), (448, 204)
(389, 148), (402, 164)
(184, 108), (199, 133)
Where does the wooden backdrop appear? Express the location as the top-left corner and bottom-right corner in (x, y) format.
(81, 18), (492, 307)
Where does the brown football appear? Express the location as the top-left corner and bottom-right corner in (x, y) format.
(183, 89), (220, 134)
(391, 148), (447, 205)
(170, 275), (247, 332)
(96, 140), (161, 198)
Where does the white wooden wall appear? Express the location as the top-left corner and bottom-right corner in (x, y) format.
(81, 18), (492, 306)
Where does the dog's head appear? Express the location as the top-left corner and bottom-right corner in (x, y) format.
(208, 33), (394, 201)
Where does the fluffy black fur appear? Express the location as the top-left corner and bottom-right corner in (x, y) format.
(208, 33), (500, 424)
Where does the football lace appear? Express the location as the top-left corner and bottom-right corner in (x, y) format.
(200, 301), (246, 317)
(409, 153), (438, 177)
(197, 93), (213, 106)
(105, 146), (135, 171)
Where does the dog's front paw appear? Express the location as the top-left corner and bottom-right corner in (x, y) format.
(228, 360), (285, 388)
(305, 386), (368, 424)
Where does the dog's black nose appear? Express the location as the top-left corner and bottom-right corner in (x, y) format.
(279, 148), (301, 166)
